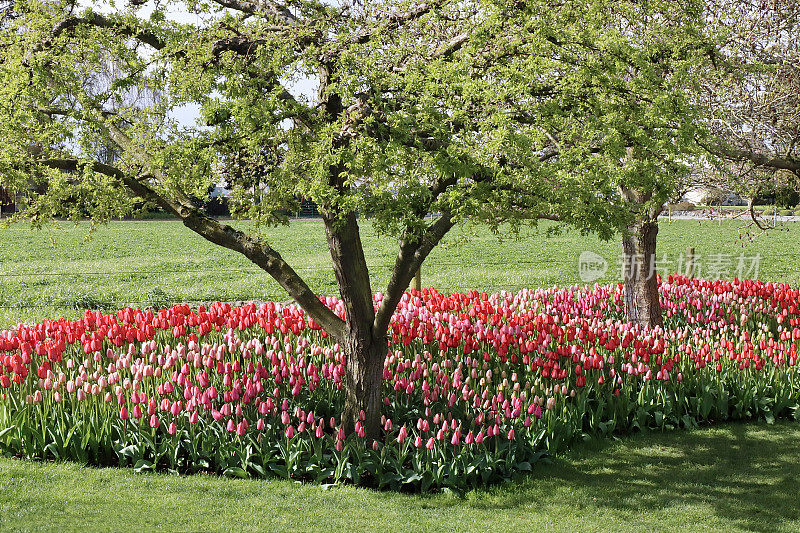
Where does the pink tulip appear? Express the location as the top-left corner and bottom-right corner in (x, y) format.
(396, 426), (408, 444)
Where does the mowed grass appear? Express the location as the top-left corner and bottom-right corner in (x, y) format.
(1, 421), (798, 532)
(0, 217), (799, 328)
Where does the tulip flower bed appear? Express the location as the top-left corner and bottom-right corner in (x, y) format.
(1, 275), (799, 492)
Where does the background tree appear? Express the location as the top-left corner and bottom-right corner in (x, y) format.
(510, 1), (712, 328)
(701, 0), (800, 226)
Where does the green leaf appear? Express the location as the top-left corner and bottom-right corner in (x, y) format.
(43, 443), (61, 460)
(133, 460), (155, 473)
(223, 467), (249, 479)
(0, 426), (15, 441)
(516, 461), (533, 472)
(117, 444), (142, 460)
(249, 463), (267, 477)
(270, 464), (289, 479)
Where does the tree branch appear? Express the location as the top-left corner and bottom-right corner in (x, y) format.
(207, 36), (319, 131)
(712, 142), (800, 174)
(374, 211), (455, 334)
(23, 12), (164, 65)
(210, 0), (299, 25)
(352, 1), (446, 46)
(747, 196), (773, 231)
(431, 32), (468, 60)
(34, 156), (346, 340)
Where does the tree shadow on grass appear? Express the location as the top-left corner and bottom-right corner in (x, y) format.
(463, 421), (800, 531)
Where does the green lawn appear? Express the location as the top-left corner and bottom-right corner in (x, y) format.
(1, 217), (798, 328)
(1, 421), (797, 532)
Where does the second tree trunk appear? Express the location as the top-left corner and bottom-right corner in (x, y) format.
(622, 218), (663, 329)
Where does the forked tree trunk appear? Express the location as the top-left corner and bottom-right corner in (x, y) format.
(321, 210), (385, 440)
(622, 218), (663, 329)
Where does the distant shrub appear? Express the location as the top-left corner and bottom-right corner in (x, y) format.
(780, 209), (794, 216)
(142, 287), (173, 309)
(667, 201), (695, 212)
(68, 293), (113, 311)
(204, 197), (230, 217)
(702, 189), (726, 205)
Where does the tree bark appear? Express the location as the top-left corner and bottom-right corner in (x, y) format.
(341, 326), (386, 441)
(622, 218), (663, 329)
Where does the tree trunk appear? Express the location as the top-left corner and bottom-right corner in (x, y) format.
(622, 218), (663, 329)
(341, 326), (386, 441)
(321, 211), (384, 439)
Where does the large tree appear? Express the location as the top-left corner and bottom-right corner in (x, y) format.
(0, 0), (699, 436)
